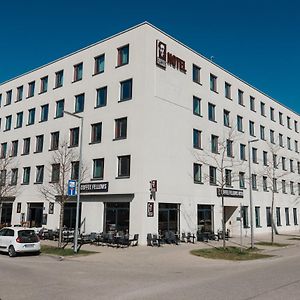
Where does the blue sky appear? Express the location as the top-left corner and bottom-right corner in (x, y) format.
(1, 0), (299, 113)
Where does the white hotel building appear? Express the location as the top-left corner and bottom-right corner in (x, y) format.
(0, 22), (299, 244)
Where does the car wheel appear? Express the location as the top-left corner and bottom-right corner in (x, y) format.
(8, 246), (16, 257)
(34, 251), (41, 256)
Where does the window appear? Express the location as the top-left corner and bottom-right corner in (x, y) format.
(0, 170), (7, 188)
(96, 86), (107, 108)
(209, 166), (217, 185)
(223, 110), (230, 127)
(295, 140), (299, 153)
(270, 129), (275, 144)
(16, 112), (23, 128)
(250, 96), (255, 111)
(208, 103), (216, 122)
(193, 163), (202, 183)
(290, 181), (295, 194)
(295, 120), (298, 133)
(252, 174), (257, 190)
(35, 165), (44, 183)
(11, 168), (18, 185)
(94, 54), (105, 74)
(255, 207), (261, 227)
(120, 79), (132, 101)
(266, 207), (271, 227)
(0, 143), (7, 158)
(28, 108), (35, 125)
(252, 147), (258, 163)
(293, 208), (298, 225)
(193, 96), (201, 116)
(40, 76), (48, 93)
(23, 138), (30, 155)
(298, 161), (300, 174)
(270, 107), (275, 121)
(117, 155), (131, 178)
(282, 180), (286, 193)
(225, 169), (232, 186)
(224, 82), (231, 99)
(93, 158), (104, 179)
(242, 206), (249, 228)
(287, 116), (291, 129)
(55, 70), (64, 88)
(249, 121), (255, 136)
(28, 81), (35, 98)
(226, 139), (233, 157)
(115, 117), (127, 140)
(192, 64), (201, 84)
(75, 93), (85, 113)
(279, 133), (284, 147)
(50, 131), (60, 150)
(70, 127), (79, 147)
(287, 137), (291, 150)
(22, 167), (31, 184)
(282, 157), (287, 171)
(238, 89), (244, 106)
(290, 159), (294, 173)
(237, 115), (243, 132)
(260, 125), (266, 141)
(6, 90), (12, 105)
(298, 183), (300, 196)
(193, 129), (202, 149)
(276, 207), (281, 226)
(0, 93), (2, 106)
(5, 115), (12, 131)
(279, 112), (283, 125)
(35, 135), (44, 153)
(73, 62), (83, 82)
(273, 178), (278, 192)
(40, 104), (49, 122)
(240, 144), (246, 161)
(263, 176), (268, 191)
(16, 86), (23, 102)
(260, 102), (265, 116)
(11, 140), (18, 157)
(210, 74), (217, 92)
(263, 151), (268, 166)
(55, 100), (64, 118)
(117, 45), (129, 66)
(211, 135), (219, 154)
(51, 164), (60, 182)
(239, 172), (245, 188)
(71, 161), (79, 180)
(91, 122), (102, 143)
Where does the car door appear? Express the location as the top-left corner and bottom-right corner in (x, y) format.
(0, 229), (7, 250)
(2, 229), (15, 250)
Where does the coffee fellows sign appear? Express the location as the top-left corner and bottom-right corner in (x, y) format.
(217, 188), (243, 198)
(80, 182), (109, 193)
(156, 40), (186, 74)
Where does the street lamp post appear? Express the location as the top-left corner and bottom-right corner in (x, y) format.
(248, 138), (259, 249)
(64, 111), (83, 253)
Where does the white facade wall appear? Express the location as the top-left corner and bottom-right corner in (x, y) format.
(0, 23), (299, 244)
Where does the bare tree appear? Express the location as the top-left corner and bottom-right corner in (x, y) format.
(194, 128), (246, 248)
(38, 141), (87, 248)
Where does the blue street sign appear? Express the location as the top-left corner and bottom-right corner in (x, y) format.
(68, 180), (77, 196)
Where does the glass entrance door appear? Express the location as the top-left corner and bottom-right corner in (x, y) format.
(63, 203), (81, 229)
(197, 205), (214, 233)
(28, 203), (43, 227)
(158, 203), (180, 234)
(104, 202), (130, 233)
(0, 203), (13, 226)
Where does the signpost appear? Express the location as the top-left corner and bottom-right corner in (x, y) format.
(68, 180), (77, 197)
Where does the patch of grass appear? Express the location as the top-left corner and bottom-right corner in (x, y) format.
(191, 246), (272, 261)
(41, 245), (96, 256)
(255, 241), (291, 247)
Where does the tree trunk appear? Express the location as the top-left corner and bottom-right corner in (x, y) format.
(222, 194), (226, 249)
(271, 192), (274, 244)
(58, 201), (65, 248)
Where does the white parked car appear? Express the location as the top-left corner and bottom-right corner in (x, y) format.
(0, 227), (41, 257)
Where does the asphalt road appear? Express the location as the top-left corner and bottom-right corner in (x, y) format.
(1, 243), (300, 300)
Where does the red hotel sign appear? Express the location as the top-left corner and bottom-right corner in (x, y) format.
(156, 40), (186, 74)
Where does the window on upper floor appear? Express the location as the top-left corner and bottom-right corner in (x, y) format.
(51, 164), (60, 183)
(40, 76), (48, 93)
(11, 168), (18, 186)
(211, 135), (219, 154)
(192, 64), (201, 84)
(240, 144), (246, 161)
(279, 133), (284, 147)
(239, 172), (245, 189)
(263, 151), (268, 166)
(282, 157), (287, 171)
(71, 161), (79, 180)
(28, 81), (35, 98)
(282, 180), (286, 194)
(73, 63), (83, 82)
(117, 155), (130, 178)
(0, 143), (7, 159)
(290, 159), (294, 173)
(287, 116), (291, 129)
(117, 45), (129, 66)
(252, 147), (258, 163)
(193, 96), (201, 116)
(40, 104), (49, 122)
(16, 86), (23, 102)
(263, 176), (268, 191)
(250, 96), (255, 112)
(96, 86), (107, 108)
(252, 174), (257, 190)
(226, 139), (233, 157)
(260, 125), (265, 140)
(11, 140), (18, 157)
(210, 74), (217, 92)
(209, 166), (217, 185)
(5, 115), (12, 131)
(225, 82), (231, 99)
(193, 129), (202, 149)
(50, 131), (60, 151)
(237, 115), (243, 132)
(28, 108), (35, 125)
(94, 54), (105, 75)
(75, 93), (85, 113)
(120, 79), (132, 102)
(270, 129), (275, 144)
(93, 158), (104, 179)
(208, 103), (216, 122)
(279, 112), (283, 125)
(249, 121), (255, 136)
(23, 138), (30, 155)
(223, 110), (230, 127)
(260, 102), (266, 116)
(295, 140), (299, 153)
(295, 120), (298, 133)
(55, 70), (64, 88)
(6, 90), (12, 105)
(16, 112), (23, 128)
(70, 127), (79, 147)
(22, 167), (31, 184)
(55, 99), (64, 118)
(270, 107), (275, 121)
(225, 169), (232, 187)
(35, 165), (44, 184)
(193, 163), (202, 183)
(238, 89), (244, 106)
(115, 117), (127, 140)
(91, 122), (102, 144)
(35, 135), (44, 153)
(287, 137), (291, 150)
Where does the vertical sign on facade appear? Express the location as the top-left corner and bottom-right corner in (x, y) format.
(68, 180), (77, 196)
(150, 180), (157, 200)
(147, 202), (154, 217)
(156, 40), (167, 69)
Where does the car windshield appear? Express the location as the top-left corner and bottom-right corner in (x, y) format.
(18, 230), (36, 238)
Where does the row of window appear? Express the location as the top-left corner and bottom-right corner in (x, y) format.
(0, 117), (127, 158)
(193, 163), (300, 195)
(241, 206), (298, 229)
(0, 45), (129, 106)
(0, 155), (131, 186)
(0, 79), (132, 132)
(193, 99), (299, 154)
(192, 65), (299, 133)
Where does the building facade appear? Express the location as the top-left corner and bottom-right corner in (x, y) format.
(0, 22), (299, 244)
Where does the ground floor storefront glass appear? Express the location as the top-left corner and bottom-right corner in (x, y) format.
(197, 205), (214, 233)
(63, 203), (81, 229)
(158, 203), (180, 234)
(27, 203), (43, 227)
(0, 203), (13, 226)
(104, 202), (130, 233)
